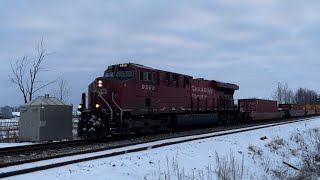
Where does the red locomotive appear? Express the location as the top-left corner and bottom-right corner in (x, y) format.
(77, 63), (320, 139)
(78, 63), (239, 138)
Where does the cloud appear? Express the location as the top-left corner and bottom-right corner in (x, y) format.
(1, 0), (320, 106)
(133, 33), (210, 49)
(161, 7), (221, 30)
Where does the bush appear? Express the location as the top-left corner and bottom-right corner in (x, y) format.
(267, 138), (286, 151)
(215, 151), (244, 180)
(145, 152), (245, 180)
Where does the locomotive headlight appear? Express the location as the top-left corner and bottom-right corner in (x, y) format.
(95, 104), (100, 108)
(78, 104), (83, 112)
(97, 80), (103, 88)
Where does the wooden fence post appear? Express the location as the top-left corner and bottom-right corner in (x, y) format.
(6, 130), (10, 143)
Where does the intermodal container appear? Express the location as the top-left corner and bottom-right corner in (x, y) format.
(278, 104), (303, 110)
(238, 99), (278, 113)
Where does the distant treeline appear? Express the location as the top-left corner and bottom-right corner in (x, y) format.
(272, 82), (319, 104)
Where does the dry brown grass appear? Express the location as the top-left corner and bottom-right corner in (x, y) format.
(267, 138), (286, 151)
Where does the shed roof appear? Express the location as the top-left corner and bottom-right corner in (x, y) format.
(22, 95), (66, 106)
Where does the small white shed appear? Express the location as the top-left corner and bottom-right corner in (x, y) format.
(19, 94), (73, 142)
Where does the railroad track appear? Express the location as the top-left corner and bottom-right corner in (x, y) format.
(0, 116), (319, 178)
(0, 139), (96, 155)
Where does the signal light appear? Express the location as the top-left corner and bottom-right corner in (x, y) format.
(95, 104), (100, 108)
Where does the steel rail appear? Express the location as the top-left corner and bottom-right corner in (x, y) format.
(0, 139), (95, 155)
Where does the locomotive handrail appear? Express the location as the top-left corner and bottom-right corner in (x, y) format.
(112, 92), (123, 127)
(98, 93), (113, 121)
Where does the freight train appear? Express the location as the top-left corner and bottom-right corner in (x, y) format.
(77, 63), (320, 139)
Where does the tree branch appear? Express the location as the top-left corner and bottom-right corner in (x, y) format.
(10, 38), (56, 103)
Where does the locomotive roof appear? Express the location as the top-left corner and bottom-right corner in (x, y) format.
(131, 63), (157, 71)
(130, 63), (192, 77)
(112, 63), (239, 90)
(211, 80), (239, 90)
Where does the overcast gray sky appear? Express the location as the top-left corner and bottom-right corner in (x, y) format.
(1, 0), (320, 107)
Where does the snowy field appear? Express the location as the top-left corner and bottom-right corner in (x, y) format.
(0, 142), (33, 148)
(4, 117), (320, 180)
(0, 118), (19, 142)
(0, 117), (78, 143)
(0, 118), (19, 128)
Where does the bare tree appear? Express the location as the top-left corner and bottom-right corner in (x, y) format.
(51, 78), (71, 103)
(272, 82), (294, 104)
(272, 82), (320, 105)
(282, 82), (290, 103)
(10, 39), (56, 103)
(294, 88), (319, 105)
(272, 82), (284, 103)
(10, 57), (28, 103)
(287, 89), (294, 104)
(294, 88), (304, 104)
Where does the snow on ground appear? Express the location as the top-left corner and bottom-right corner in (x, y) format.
(12, 112), (20, 117)
(0, 142), (33, 148)
(5, 118), (320, 180)
(0, 118), (20, 143)
(0, 118), (19, 124)
(0, 120), (296, 174)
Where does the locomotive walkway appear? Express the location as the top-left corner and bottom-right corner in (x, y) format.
(0, 116), (319, 178)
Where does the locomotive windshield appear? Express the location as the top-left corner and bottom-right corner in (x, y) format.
(104, 71), (115, 78)
(104, 70), (135, 79)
